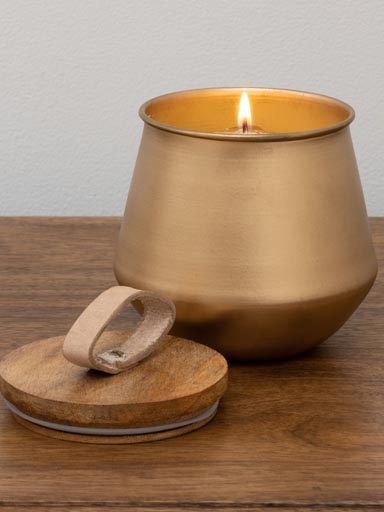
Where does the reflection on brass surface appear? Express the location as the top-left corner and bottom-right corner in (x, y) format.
(115, 88), (377, 360)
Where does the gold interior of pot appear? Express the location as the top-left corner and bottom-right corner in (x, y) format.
(140, 88), (354, 141)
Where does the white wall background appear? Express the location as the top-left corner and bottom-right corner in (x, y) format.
(1, 0), (383, 215)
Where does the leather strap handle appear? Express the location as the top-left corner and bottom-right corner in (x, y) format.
(62, 286), (176, 374)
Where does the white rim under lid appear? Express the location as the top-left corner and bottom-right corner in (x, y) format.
(5, 399), (220, 436)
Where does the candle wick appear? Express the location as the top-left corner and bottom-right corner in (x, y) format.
(242, 120), (249, 134)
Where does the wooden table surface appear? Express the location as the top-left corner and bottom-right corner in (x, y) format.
(0, 217), (384, 511)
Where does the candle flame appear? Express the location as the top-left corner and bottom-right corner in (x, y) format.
(238, 92), (252, 133)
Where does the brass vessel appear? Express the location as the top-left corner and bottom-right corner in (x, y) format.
(115, 88), (377, 360)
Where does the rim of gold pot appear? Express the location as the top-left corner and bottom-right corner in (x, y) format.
(139, 87), (355, 142)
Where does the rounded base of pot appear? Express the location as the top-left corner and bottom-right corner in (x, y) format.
(170, 280), (375, 360)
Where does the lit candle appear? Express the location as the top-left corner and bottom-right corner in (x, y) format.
(225, 91), (266, 134)
(238, 91), (252, 133)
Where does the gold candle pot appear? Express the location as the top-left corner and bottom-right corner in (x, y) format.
(115, 88), (377, 360)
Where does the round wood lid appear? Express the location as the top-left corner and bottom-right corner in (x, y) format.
(0, 331), (228, 443)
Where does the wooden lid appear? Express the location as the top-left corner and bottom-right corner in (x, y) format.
(0, 330), (228, 443)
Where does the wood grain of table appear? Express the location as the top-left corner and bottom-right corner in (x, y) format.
(0, 217), (383, 511)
